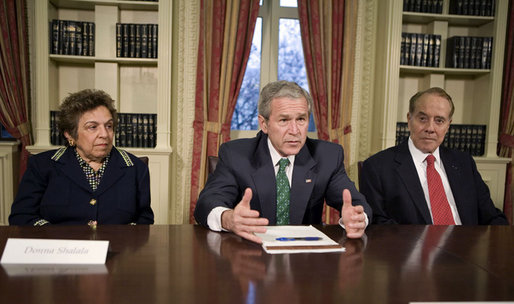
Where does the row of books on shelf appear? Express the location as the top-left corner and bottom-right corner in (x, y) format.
(403, 0), (443, 13)
(449, 0), (495, 16)
(116, 113), (157, 148)
(116, 23), (158, 59)
(401, 33), (441, 67)
(49, 19), (95, 56)
(403, 0), (495, 16)
(446, 36), (492, 69)
(50, 111), (157, 148)
(396, 122), (486, 156)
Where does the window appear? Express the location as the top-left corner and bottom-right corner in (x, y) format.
(0, 124), (14, 140)
(231, 0), (315, 132)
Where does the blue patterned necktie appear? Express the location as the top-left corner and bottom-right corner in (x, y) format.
(276, 158), (290, 225)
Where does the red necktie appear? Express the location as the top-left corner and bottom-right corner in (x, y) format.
(426, 155), (455, 225)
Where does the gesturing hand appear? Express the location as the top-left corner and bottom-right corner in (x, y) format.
(341, 189), (366, 239)
(221, 188), (269, 244)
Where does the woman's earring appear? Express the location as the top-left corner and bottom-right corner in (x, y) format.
(68, 139), (75, 147)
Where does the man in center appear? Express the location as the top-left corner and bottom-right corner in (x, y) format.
(194, 80), (371, 243)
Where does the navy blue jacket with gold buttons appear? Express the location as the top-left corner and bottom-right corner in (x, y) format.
(9, 147), (154, 225)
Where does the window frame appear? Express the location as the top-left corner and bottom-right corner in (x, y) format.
(231, 0), (316, 139)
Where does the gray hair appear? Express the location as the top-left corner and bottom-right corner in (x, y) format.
(258, 80), (313, 120)
(409, 87), (455, 118)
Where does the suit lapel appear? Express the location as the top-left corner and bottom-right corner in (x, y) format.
(56, 148), (127, 196)
(95, 150), (126, 196)
(395, 142), (433, 224)
(251, 133), (277, 223)
(289, 144), (316, 224)
(57, 148), (93, 193)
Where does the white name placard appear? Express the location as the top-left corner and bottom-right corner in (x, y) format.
(0, 238), (109, 264)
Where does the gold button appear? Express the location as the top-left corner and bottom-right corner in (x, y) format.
(89, 199), (97, 206)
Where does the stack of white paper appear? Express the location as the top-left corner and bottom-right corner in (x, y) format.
(254, 225), (345, 254)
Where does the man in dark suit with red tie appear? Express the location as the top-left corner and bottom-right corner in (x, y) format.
(360, 87), (508, 225)
(194, 81), (372, 243)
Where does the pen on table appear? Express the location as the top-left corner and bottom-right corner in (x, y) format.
(275, 237), (322, 241)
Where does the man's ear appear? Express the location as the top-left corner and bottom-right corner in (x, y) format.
(407, 112), (411, 121)
(258, 115), (268, 134)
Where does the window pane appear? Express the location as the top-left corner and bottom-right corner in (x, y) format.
(278, 18), (315, 132)
(231, 18), (262, 130)
(278, 19), (307, 89)
(280, 0), (297, 7)
(1, 124), (13, 139)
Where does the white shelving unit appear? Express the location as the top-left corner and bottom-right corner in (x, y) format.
(0, 142), (20, 225)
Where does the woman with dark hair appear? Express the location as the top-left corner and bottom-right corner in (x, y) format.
(9, 89), (154, 226)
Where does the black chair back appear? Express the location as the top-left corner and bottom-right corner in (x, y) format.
(139, 156), (149, 166)
(207, 156), (219, 174)
(357, 161), (363, 189)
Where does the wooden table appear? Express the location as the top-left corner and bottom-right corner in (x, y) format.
(0, 224), (513, 303)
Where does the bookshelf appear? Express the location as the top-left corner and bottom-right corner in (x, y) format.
(372, 0), (510, 209)
(0, 142), (20, 225)
(28, 0), (172, 224)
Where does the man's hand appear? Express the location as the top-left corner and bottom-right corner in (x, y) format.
(221, 188), (269, 244)
(341, 189), (366, 238)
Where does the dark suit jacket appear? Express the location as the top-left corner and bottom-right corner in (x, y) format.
(9, 147), (154, 225)
(360, 140), (508, 225)
(194, 131), (371, 228)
